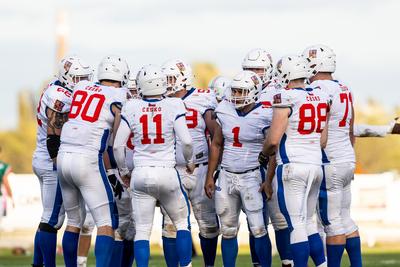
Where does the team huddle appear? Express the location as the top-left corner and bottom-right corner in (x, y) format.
(31, 46), (400, 267)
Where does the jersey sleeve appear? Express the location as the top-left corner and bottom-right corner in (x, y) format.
(272, 90), (293, 108)
(173, 98), (187, 121)
(121, 100), (135, 129)
(45, 85), (72, 113)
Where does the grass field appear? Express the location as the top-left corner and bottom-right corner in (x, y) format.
(1, 245), (400, 266)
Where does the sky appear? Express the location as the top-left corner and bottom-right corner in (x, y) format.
(1, 0), (399, 129)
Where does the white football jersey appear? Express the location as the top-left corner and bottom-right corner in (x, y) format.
(59, 81), (127, 155)
(273, 87), (329, 165)
(258, 81), (281, 108)
(311, 80), (355, 164)
(33, 81), (72, 170)
(121, 97), (187, 168)
(175, 87), (217, 166)
(216, 100), (272, 172)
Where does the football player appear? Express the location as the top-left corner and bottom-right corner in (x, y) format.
(205, 70), (273, 267)
(160, 59), (220, 267)
(57, 55), (129, 267)
(243, 48), (292, 267)
(259, 55), (329, 267)
(113, 64), (193, 267)
(303, 44), (359, 267)
(208, 75), (231, 103)
(127, 75), (139, 99)
(32, 55), (92, 267)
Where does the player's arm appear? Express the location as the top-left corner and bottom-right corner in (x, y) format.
(205, 122), (223, 199)
(349, 102), (355, 145)
(320, 112), (330, 149)
(46, 108), (68, 163)
(204, 110), (218, 138)
(260, 107), (290, 157)
(113, 120), (131, 179)
(111, 104), (122, 142)
(174, 115), (193, 162)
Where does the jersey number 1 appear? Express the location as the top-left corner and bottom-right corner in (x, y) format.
(232, 126), (243, 147)
(139, 114), (165, 144)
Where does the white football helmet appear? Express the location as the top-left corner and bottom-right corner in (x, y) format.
(97, 55), (130, 86)
(275, 55), (309, 88)
(161, 59), (193, 95)
(229, 70), (262, 108)
(58, 55), (93, 90)
(208, 76), (231, 102)
(302, 44), (336, 75)
(136, 64), (167, 96)
(126, 76), (139, 99)
(242, 48), (274, 84)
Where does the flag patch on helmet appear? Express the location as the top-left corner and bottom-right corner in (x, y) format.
(64, 61), (72, 72)
(273, 93), (282, 104)
(309, 49), (317, 58)
(53, 100), (65, 112)
(251, 75), (259, 85)
(176, 62), (186, 72)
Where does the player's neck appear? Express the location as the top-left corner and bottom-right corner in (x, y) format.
(100, 80), (121, 88)
(237, 102), (255, 114)
(310, 72), (333, 82)
(173, 89), (187, 98)
(143, 95), (163, 100)
(287, 79), (305, 89)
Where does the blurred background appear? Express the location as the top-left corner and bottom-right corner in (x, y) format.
(0, 0), (399, 264)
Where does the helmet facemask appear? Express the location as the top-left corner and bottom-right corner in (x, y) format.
(229, 87), (257, 109)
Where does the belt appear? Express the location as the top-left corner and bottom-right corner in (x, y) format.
(194, 162), (208, 168)
(222, 167), (259, 174)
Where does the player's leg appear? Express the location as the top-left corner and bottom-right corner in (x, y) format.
(320, 164), (346, 267)
(241, 170), (272, 267)
(78, 206), (95, 267)
(32, 166), (44, 267)
(189, 165), (219, 267)
(161, 205), (179, 267)
(268, 172), (293, 267)
(276, 164), (309, 267)
(34, 166), (65, 267)
(115, 190), (135, 267)
(215, 170), (241, 267)
(306, 166), (326, 267)
(342, 163), (362, 267)
(58, 152), (85, 267)
(160, 168), (192, 267)
(131, 167), (158, 267)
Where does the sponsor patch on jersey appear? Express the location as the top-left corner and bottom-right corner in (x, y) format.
(195, 152), (204, 159)
(261, 101), (272, 108)
(273, 93), (282, 104)
(53, 100), (65, 112)
(309, 49), (317, 58)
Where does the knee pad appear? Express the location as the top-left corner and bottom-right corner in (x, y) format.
(250, 226), (267, 238)
(306, 220), (319, 237)
(198, 224), (219, 239)
(39, 222), (58, 233)
(221, 225), (238, 239)
(135, 224), (152, 241)
(162, 223), (177, 238)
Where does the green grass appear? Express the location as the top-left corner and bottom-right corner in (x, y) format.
(1, 245), (400, 266)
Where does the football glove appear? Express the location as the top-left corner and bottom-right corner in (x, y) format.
(106, 169), (124, 200)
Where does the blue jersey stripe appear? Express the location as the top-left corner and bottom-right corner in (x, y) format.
(279, 133), (290, 164)
(276, 164), (293, 232)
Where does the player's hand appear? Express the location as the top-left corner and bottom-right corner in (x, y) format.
(258, 151), (269, 168)
(186, 162), (196, 174)
(107, 170), (124, 200)
(259, 181), (273, 200)
(204, 176), (215, 199)
(121, 174), (131, 188)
